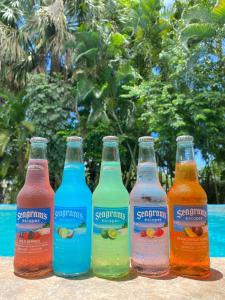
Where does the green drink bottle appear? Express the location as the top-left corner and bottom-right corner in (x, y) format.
(92, 136), (130, 278)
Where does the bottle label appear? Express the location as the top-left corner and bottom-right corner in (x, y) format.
(173, 205), (209, 253)
(93, 207), (128, 240)
(54, 206), (87, 239)
(133, 206), (168, 238)
(15, 208), (51, 254)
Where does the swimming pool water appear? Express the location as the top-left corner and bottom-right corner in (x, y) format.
(0, 205), (16, 256)
(208, 205), (225, 257)
(0, 204), (224, 257)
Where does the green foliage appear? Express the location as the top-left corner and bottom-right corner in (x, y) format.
(25, 73), (76, 188)
(0, 89), (34, 202)
(181, 0), (225, 46)
(0, 0), (224, 203)
(181, 23), (216, 46)
(213, 0), (225, 23)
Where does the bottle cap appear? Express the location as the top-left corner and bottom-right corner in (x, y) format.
(67, 136), (83, 142)
(138, 136), (154, 143)
(102, 136), (118, 142)
(176, 135), (193, 142)
(30, 137), (48, 143)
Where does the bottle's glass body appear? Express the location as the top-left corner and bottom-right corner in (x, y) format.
(168, 136), (210, 278)
(14, 137), (54, 278)
(130, 137), (169, 277)
(53, 137), (92, 277)
(92, 136), (130, 279)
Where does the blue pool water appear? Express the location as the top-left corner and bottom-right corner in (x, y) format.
(0, 204), (224, 257)
(208, 205), (225, 257)
(0, 205), (16, 256)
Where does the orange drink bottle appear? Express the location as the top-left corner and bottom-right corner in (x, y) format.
(168, 135), (210, 278)
(14, 137), (54, 278)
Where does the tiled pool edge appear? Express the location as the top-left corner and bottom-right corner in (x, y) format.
(0, 257), (225, 300)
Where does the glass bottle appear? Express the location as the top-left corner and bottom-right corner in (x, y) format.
(14, 137), (54, 278)
(168, 135), (210, 278)
(92, 136), (130, 279)
(53, 136), (92, 277)
(130, 136), (169, 277)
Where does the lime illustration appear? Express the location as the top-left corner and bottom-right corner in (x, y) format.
(58, 227), (75, 239)
(59, 228), (68, 239)
(108, 229), (117, 240)
(101, 229), (108, 239)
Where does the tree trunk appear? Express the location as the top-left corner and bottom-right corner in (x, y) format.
(111, 111), (136, 167)
(51, 53), (61, 74)
(125, 144), (137, 189)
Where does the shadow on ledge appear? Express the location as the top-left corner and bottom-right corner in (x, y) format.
(199, 268), (223, 282)
(182, 268), (223, 282)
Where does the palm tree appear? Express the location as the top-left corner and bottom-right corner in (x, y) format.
(0, 0), (76, 88)
(181, 0), (225, 46)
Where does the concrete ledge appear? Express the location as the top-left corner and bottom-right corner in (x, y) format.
(0, 258), (224, 300)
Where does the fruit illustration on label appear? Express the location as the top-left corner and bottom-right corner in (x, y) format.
(28, 232), (34, 239)
(146, 228), (155, 238)
(108, 229), (117, 240)
(153, 227), (164, 237)
(139, 227), (164, 238)
(57, 227), (74, 239)
(141, 230), (147, 237)
(101, 230), (108, 239)
(20, 231), (43, 240)
(191, 226), (203, 236)
(34, 232), (41, 239)
(59, 228), (67, 238)
(23, 232), (29, 240)
(100, 229), (118, 240)
(184, 227), (198, 238)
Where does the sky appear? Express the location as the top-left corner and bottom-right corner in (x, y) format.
(164, 0), (175, 7)
(195, 150), (206, 170)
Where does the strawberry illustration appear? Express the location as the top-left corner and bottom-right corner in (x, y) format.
(33, 232), (41, 239)
(141, 230), (147, 237)
(153, 228), (164, 237)
(23, 232), (29, 240)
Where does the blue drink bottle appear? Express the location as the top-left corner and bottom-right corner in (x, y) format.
(53, 136), (92, 277)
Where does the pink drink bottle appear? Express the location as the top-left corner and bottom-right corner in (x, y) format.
(130, 136), (169, 277)
(14, 137), (54, 278)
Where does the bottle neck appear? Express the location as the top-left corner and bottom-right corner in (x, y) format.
(99, 142), (123, 185)
(175, 141), (198, 182)
(137, 142), (159, 183)
(30, 142), (47, 160)
(25, 143), (50, 186)
(62, 142), (85, 184)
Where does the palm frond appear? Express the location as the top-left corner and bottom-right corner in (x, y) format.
(26, 0), (73, 55)
(0, 22), (29, 62)
(213, 0), (225, 23)
(181, 23), (216, 47)
(0, 130), (10, 157)
(182, 5), (213, 24)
